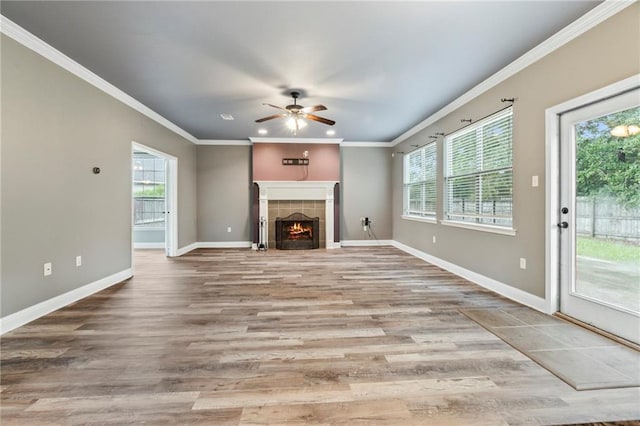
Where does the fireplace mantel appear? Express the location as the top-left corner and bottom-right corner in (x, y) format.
(254, 181), (340, 249)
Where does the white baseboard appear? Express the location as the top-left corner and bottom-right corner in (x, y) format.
(0, 268), (133, 335)
(133, 242), (165, 249)
(198, 241), (253, 249)
(177, 241), (254, 255)
(251, 242), (342, 250)
(176, 242), (199, 256)
(341, 240), (394, 247)
(392, 241), (547, 313)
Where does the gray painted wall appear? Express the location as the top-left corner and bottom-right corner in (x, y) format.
(392, 5), (640, 298)
(1, 36), (197, 317)
(196, 145), (252, 242)
(133, 229), (165, 244)
(341, 147), (392, 241)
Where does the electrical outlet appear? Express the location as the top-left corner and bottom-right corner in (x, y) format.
(227, 226), (232, 233)
(432, 236), (436, 243)
(76, 255), (82, 267)
(532, 175), (539, 187)
(44, 262), (52, 276)
(520, 258), (527, 269)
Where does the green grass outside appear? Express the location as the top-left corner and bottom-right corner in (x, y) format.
(577, 236), (640, 263)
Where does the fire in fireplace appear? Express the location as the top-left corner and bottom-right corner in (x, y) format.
(276, 213), (320, 250)
(287, 222), (313, 240)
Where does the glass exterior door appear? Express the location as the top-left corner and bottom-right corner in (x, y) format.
(559, 89), (640, 344)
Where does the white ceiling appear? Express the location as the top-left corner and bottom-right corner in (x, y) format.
(1, 1), (601, 142)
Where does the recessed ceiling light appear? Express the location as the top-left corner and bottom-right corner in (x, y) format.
(326, 130), (336, 136)
(258, 129), (268, 135)
(219, 113), (234, 121)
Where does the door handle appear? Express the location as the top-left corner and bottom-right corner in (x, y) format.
(557, 221), (569, 229)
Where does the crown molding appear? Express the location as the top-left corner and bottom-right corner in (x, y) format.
(249, 137), (343, 144)
(0, 15), (199, 144)
(340, 141), (393, 148)
(391, 0), (636, 146)
(196, 139), (252, 146)
(197, 139), (392, 147)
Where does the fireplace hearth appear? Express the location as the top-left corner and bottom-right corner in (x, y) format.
(276, 212), (320, 250)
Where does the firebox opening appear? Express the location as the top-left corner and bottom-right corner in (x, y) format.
(276, 213), (320, 250)
(288, 222), (313, 240)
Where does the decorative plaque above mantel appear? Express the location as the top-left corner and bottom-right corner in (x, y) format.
(282, 158), (310, 166)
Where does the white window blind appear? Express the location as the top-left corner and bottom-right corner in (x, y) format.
(404, 142), (437, 218)
(444, 107), (513, 228)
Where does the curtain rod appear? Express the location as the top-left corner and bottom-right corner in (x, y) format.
(444, 102), (514, 137)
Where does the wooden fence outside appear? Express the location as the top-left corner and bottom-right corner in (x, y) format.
(576, 197), (640, 243)
(134, 197), (165, 227)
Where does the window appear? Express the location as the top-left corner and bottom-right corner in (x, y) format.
(444, 107), (513, 229)
(403, 142), (437, 219)
(133, 152), (166, 228)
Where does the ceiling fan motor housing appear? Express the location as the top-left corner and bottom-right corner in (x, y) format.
(255, 89), (335, 126)
(287, 91), (302, 111)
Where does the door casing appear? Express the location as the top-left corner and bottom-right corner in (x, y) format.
(545, 74), (640, 314)
(131, 141), (178, 262)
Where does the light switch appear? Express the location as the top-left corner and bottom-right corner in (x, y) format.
(44, 262), (52, 276)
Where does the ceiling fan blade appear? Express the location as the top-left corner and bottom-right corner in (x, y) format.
(301, 104), (327, 113)
(255, 113), (287, 123)
(304, 114), (335, 126)
(263, 103), (288, 111)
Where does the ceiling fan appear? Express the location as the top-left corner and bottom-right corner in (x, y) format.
(255, 91), (335, 133)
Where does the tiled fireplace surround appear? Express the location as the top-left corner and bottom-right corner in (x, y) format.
(269, 200), (325, 249)
(254, 181), (340, 250)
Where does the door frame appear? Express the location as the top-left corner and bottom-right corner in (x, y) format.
(544, 74), (640, 315)
(132, 141), (178, 259)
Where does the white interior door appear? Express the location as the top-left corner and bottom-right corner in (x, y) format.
(559, 88), (640, 344)
(164, 155), (178, 257)
(163, 158), (171, 257)
(132, 142), (178, 257)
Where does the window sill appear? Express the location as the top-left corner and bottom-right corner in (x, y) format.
(440, 220), (516, 236)
(402, 215), (437, 224)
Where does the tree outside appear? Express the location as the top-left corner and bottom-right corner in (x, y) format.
(574, 105), (639, 313)
(575, 106), (640, 207)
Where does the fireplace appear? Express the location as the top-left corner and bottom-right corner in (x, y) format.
(276, 212), (320, 250)
(253, 181), (340, 250)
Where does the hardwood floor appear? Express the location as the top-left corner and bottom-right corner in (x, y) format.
(1, 247), (639, 425)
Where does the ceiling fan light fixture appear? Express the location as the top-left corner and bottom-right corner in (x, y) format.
(258, 128), (268, 135)
(326, 129), (335, 136)
(255, 90), (334, 132)
(286, 117), (307, 131)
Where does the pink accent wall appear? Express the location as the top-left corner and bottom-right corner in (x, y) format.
(252, 143), (340, 181)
